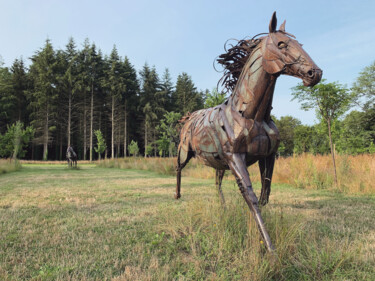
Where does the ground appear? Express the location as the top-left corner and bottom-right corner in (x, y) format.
(0, 164), (374, 280)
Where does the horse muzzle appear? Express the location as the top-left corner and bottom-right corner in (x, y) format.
(302, 67), (322, 87)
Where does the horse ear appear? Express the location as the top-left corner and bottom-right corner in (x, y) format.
(269, 11), (277, 33)
(279, 20), (286, 32)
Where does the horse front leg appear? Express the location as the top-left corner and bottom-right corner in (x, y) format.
(259, 153), (276, 206)
(228, 153), (275, 253)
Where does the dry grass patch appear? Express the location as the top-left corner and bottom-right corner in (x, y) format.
(99, 154), (375, 195)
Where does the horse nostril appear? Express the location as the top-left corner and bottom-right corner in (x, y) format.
(307, 70), (314, 77)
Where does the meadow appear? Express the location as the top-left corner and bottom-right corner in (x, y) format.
(97, 153), (375, 194)
(0, 157), (374, 280)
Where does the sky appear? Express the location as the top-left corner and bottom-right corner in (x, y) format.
(1, 0), (375, 124)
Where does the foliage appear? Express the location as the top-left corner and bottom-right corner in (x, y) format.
(335, 110), (375, 154)
(1, 37), (204, 160)
(174, 72), (203, 115)
(352, 60), (375, 109)
(0, 121), (34, 159)
(94, 130), (106, 160)
(292, 80), (354, 184)
(155, 111), (182, 157)
(274, 115), (301, 156)
(128, 140), (139, 157)
(0, 66), (13, 131)
(204, 88), (226, 108)
(292, 80), (353, 122)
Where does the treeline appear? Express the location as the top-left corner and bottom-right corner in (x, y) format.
(0, 37), (374, 160)
(0, 38), (209, 160)
(274, 112), (375, 157)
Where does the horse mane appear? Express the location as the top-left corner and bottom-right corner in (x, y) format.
(216, 36), (263, 92)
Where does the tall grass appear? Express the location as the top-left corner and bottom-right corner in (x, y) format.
(148, 196), (363, 280)
(98, 154), (375, 194)
(271, 154), (375, 194)
(0, 159), (21, 174)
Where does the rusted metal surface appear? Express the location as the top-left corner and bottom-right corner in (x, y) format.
(175, 12), (322, 253)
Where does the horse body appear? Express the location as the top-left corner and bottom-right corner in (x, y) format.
(176, 12), (322, 253)
(179, 44), (280, 170)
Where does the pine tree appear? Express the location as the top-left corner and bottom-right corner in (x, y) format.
(10, 58), (28, 123)
(28, 39), (59, 160)
(76, 39), (92, 160)
(160, 68), (174, 111)
(121, 56), (139, 157)
(0, 64), (14, 132)
(87, 43), (104, 161)
(62, 37), (79, 149)
(139, 64), (161, 156)
(105, 45), (125, 158)
(174, 72), (202, 115)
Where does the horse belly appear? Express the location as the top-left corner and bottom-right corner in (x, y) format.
(190, 110), (229, 169)
(246, 120), (280, 156)
(192, 127), (227, 169)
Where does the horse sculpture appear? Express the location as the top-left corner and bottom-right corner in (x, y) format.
(66, 146), (77, 167)
(175, 12), (322, 252)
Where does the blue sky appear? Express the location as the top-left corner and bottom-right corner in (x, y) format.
(1, 0), (375, 124)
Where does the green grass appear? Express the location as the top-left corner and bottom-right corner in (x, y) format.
(0, 164), (374, 280)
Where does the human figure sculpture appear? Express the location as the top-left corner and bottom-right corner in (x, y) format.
(175, 12), (322, 252)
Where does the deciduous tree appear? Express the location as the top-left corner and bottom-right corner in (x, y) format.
(292, 80), (354, 185)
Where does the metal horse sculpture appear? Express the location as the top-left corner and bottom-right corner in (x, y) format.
(66, 146), (77, 167)
(175, 12), (322, 252)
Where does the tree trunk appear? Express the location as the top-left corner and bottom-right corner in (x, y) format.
(67, 89), (71, 147)
(124, 102), (127, 157)
(117, 124), (120, 158)
(43, 104), (49, 161)
(59, 127), (63, 160)
(83, 94), (87, 160)
(153, 129), (157, 157)
(144, 120), (147, 158)
(327, 118), (338, 186)
(169, 136), (173, 157)
(90, 83), (94, 162)
(111, 95), (115, 159)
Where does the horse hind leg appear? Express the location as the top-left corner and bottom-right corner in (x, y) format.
(215, 169), (226, 206)
(175, 147), (193, 199)
(259, 153), (276, 206)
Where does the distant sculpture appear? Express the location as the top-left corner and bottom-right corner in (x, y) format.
(66, 146), (77, 167)
(175, 12), (322, 252)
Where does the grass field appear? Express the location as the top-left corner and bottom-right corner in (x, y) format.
(0, 164), (374, 280)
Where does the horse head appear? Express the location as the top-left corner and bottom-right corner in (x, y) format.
(262, 12), (322, 86)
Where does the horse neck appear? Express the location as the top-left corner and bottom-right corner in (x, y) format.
(229, 44), (277, 122)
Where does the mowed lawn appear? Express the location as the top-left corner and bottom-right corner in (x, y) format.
(0, 164), (374, 280)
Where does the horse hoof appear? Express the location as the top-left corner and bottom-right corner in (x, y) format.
(174, 193), (181, 200)
(259, 197), (268, 206)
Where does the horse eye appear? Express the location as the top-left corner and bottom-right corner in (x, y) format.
(278, 42), (287, 49)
